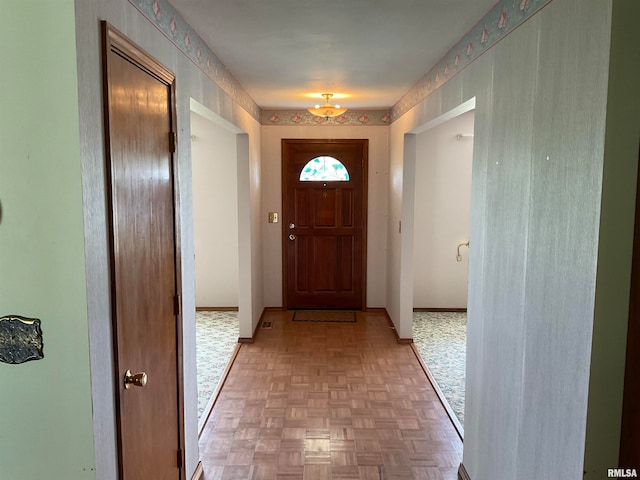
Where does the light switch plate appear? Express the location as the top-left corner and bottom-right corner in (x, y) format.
(268, 212), (279, 223)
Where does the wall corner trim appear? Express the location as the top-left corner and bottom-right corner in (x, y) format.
(190, 461), (204, 480)
(377, 308), (413, 344)
(239, 307), (276, 343)
(458, 462), (471, 480)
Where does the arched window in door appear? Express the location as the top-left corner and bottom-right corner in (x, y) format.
(299, 156), (350, 181)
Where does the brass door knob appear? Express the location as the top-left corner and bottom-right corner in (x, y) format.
(124, 369), (148, 389)
(289, 234), (296, 241)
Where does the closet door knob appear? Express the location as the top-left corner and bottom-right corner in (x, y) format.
(124, 370), (148, 389)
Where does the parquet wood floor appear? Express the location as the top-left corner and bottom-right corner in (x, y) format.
(199, 310), (462, 480)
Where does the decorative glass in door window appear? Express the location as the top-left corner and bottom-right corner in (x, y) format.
(299, 156), (350, 181)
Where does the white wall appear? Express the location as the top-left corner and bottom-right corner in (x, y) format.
(191, 111), (239, 308)
(260, 125), (389, 308)
(387, 0), (621, 477)
(413, 111), (474, 308)
(74, 3), (263, 477)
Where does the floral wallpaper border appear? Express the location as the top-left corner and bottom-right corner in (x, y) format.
(130, 0), (552, 126)
(129, 0), (261, 122)
(261, 109), (391, 127)
(391, 0), (554, 121)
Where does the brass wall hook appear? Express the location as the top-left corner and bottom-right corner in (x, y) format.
(456, 241), (470, 262)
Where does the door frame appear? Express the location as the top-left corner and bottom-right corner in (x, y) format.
(281, 138), (368, 310)
(619, 144), (640, 467)
(101, 21), (186, 478)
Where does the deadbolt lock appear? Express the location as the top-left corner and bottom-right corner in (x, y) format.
(124, 369), (148, 389)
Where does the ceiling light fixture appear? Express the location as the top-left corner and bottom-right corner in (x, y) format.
(308, 93), (347, 118)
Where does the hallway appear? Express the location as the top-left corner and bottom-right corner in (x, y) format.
(198, 310), (462, 479)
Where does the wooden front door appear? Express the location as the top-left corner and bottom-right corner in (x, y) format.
(282, 139), (367, 309)
(102, 23), (184, 479)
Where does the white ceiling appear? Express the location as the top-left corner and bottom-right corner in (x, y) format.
(169, 0), (498, 110)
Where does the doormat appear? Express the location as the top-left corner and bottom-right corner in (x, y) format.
(292, 310), (357, 323)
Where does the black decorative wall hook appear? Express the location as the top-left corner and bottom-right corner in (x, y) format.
(0, 315), (44, 364)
